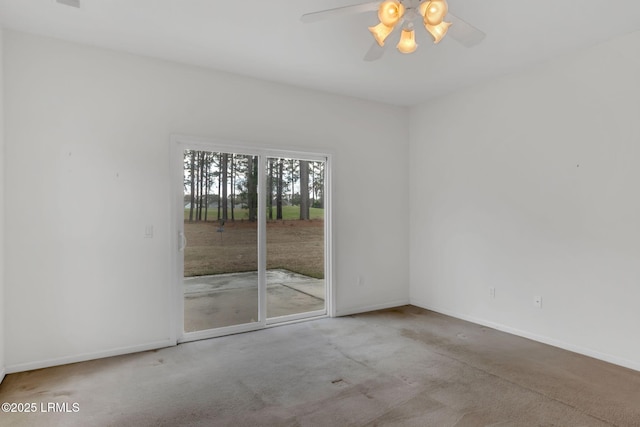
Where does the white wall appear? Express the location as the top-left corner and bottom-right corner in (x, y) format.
(410, 30), (640, 371)
(4, 30), (410, 372)
(0, 27), (5, 382)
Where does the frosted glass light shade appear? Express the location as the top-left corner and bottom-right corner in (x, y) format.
(425, 20), (451, 43)
(369, 22), (394, 46)
(422, 0), (448, 26)
(397, 29), (417, 54)
(418, 1), (429, 18)
(378, 0), (405, 27)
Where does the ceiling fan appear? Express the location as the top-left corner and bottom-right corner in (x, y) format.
(301, 0), (485, 61)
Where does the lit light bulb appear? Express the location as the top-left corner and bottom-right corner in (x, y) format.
(425, 20), (451, 44)
(369, 22), (394, 46)
(422, 0), (448, 26)
(418, 1), (429, 18)
(378, 0), (405, 27)
(397, 28), (417, 54)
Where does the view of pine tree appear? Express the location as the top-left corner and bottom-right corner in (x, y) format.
(287, 159), (299, 204)
(205, 153), (213, 219)
(276, 158), (284, 220)
(221, 153), (228, 221)
(311, 161), (324, 208)
(183, 151), (324, 222)
(247, 155), (258, 221)
(299, 160), (310, 220)
(198, 151), (205, 220)
(230, 154), (235, 221)
(268, 159), (274, 220)
(188, 151), (195, 222)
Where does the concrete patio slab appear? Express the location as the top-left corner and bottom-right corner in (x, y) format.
(183, 269), (325, 332)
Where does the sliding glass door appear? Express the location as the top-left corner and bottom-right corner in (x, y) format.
(182, 150), (259, 333)
(174, 139), (330, 341)
(266, 157), (326, 322)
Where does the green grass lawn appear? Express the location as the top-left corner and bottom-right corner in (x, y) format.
(185, 205), (323, 221)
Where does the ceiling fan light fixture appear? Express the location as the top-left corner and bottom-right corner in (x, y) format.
(378, 0), (405, 27)
(397, 28), (417, 54)
(301, 0), (486, 59)
(425, 20), (451, 44)
(421, 0), (448, 26)
(369, 22), (395, 46)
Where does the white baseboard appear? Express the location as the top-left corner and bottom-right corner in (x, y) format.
(5, 339), (174, 374)
(411, 300), (640, 373)
(336, 299), (410, 317)
(0, 367), (5, 384)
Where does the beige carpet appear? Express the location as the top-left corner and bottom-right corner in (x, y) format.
(1, 306), (639, 426)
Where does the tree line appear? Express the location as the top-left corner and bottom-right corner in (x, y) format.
(184, 151), (324, 222)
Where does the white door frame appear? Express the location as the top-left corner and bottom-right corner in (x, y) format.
(170, 135), (333, 343)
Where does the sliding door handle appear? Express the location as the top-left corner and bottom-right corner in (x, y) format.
(179, 231), (187, 252)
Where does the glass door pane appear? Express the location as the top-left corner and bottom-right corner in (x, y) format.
(266, 157), (326, 320)
(183, 150), (259, 332)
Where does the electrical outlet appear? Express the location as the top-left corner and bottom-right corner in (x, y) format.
(489, 287), (496, 298)
(533, 296), (542, 308)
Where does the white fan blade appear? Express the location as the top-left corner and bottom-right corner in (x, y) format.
(447, 13), (486, 47)
(56, 0), (80, 7)
(301, 1), (379, 23)
(363, 41), (386, 62)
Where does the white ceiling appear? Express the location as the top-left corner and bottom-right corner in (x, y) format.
(1, 0), (640, 106)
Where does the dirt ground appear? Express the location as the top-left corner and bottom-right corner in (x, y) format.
(184, 219), (324, 278)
